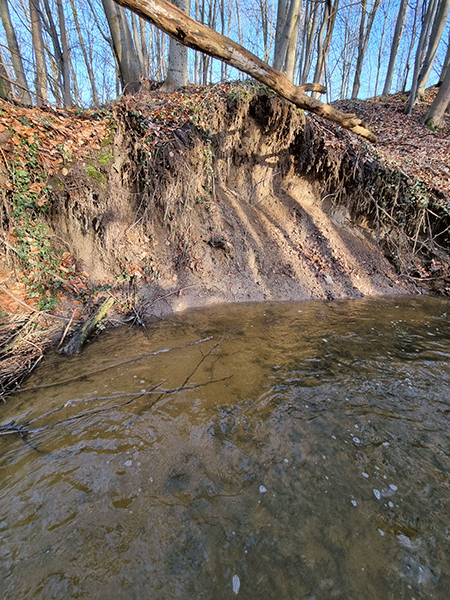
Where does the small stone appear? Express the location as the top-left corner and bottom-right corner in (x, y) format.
(232, 574), (240, 594)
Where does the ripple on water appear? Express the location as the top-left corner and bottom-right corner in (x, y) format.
(1, 296), (450, 599)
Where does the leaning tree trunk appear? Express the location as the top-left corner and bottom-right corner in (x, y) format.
(423, 62), (450, 129)
(405, 0), (438, 114)
(416, 0), (450, 98)
(113, 0), (376, 141)
(0, 0), (33, 104)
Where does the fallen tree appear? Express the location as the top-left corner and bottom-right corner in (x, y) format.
(113, 0), (377, 142)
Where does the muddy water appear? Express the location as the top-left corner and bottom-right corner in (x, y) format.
(1, 297), (450, 599)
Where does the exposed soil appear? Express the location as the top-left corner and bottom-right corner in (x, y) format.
(1, 82), (450, 397)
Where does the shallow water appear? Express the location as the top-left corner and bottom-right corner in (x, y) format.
(1, 296), (450, 599)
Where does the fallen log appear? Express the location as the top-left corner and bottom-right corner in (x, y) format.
(60, 297), (115, 355)
(113, 0), (376, 142)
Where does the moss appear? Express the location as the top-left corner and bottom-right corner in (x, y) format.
(85, 164), (107, 184)
(98, 151), (114, 165)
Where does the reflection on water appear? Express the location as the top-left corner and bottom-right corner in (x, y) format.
(1, 296), (450, 599)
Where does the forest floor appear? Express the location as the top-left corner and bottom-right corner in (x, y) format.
(0, 82), (449, 399)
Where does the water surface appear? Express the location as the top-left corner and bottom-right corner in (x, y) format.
(1, 296), (450, 599)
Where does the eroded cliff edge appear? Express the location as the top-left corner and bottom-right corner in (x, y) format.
(44, 85), (450, 317)
(1, 83), (450, 393)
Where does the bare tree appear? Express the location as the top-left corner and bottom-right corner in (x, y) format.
(102, 0), (141, 93)
(161, 0), (189, 89)
(29, 0), (47, 104)
(382, 0), (408, 95)
(423, 53), (450, 127)
(69, 0), (99, 104)
(416, 0), (450, 97)
(351, 0), (381, 99)
(313, 0), (340, 97)
(405, 0), (439, 113)
(0, 0), (33, 103)
(112, 0), (376, 140)
(55, 0), (73, 105)
(273, 0), (302, 79)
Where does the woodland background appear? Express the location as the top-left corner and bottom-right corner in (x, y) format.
(0, 0), (449, 119)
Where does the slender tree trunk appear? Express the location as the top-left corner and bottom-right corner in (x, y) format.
(300, 0), (319, 82)
(102, 0), (141, 93)
(113, 0), (377, 140)
(55, 0), (73, 106)
(416, 0), (450, 97)
(284, 7), (301, 81)
(423, 56), (450, 127)
(382, 0), (408, 95)
(41, 0), (67, 104)
(405, 0), (439, 113)
(0, 0), (33, 104)
(273, 0), (287, 67)
(400, 0), (421, 93)
(69, 0), (99, 104)
(351, 0), (381, 99)
(29, 0), (47, 105)
(139, 15), (149, 74)
(313, 0), (339, 98)
(439, 30), (450, 84)
(374, 3), (390, 96)
(131, 11), (145, 70)
(0, 46), (12, 100)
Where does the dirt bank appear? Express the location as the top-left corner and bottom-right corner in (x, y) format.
(1, 82), (450, 396)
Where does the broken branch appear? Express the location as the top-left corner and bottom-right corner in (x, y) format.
(114, 0), (376, 141)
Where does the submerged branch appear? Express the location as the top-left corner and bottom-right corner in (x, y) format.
(19, 335), (214, 393)
(0, 335), (228, 439)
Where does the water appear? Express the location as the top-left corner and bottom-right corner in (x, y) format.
(1, 296), (450, 599)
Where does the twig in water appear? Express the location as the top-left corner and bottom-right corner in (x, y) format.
(19, 335), (214, 393)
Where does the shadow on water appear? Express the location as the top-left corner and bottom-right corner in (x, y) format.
(1, 296), (450, 599)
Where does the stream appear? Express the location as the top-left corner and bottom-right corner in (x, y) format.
(1, 296), (450, 599)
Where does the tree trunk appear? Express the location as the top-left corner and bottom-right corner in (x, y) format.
(439, 30), (450, 84)
(405, 0), (439, 114)
(102, 0), (141, 93)
(0, 0), (33, 104)
(56, 0), (73, 106)
(284, 8), (301, 82)
(299, 0), (319, 82)
(423, 60), (450, 128)
(382, 0), (408, 95)
(0, 47), (12, 100)
(113, 0), (376, 140)
(313, 0), (339, 98)
(41, 0), (68, 104)
(351, 0), (381, 99)
(29, 0), (47, 105)
(416, 0), (450, 97)
(161, 0), (189, 90)
(69, 0), (99, 105)
(273, 0), (302, 77)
